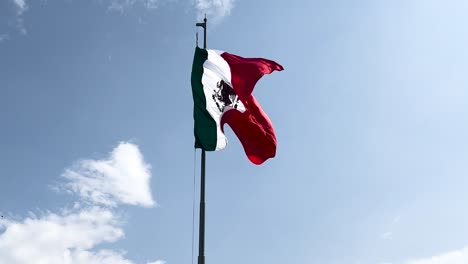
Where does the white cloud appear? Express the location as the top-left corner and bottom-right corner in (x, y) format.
(381, 246), (468, 264)
(147, 260), (166, 264)
(0, 207), (135, 264)
(0, 142), (160, 264)
(13, 0), (28, 14)
(194, 0), (234, 22)
(405, 246), (468, 264)
(62, 142), (155, 207)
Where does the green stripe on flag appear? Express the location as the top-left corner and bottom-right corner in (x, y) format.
(191, 47), (217, 151)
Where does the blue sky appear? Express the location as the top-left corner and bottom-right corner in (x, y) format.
(1, 0), (468, 263)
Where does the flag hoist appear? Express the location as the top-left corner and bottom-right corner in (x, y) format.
(192, 16), (283, 264)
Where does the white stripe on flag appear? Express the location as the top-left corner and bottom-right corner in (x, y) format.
(201, 50), (231, 150)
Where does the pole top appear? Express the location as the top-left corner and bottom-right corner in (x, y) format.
(196, 15), (207, 28)
(195, 15), (207, 49)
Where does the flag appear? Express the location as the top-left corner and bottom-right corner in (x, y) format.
(191, 47), (283, 164)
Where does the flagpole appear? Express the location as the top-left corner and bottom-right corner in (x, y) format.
(196, 15), (207, 264)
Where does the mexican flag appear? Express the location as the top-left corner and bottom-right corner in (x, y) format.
(191, 47), (283, 164)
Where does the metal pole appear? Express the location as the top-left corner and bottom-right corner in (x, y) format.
(203, 16), (207, 49)
(196, 15), (207, 264)
(198, 149), (206, 264)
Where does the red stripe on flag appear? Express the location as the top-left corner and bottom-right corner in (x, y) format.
(221, 96), (276, 165)
(220, 52), (284, 102)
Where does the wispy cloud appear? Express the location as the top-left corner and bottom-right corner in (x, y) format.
(379, 215), (401, 240)
(0, 34), (10, 43)
(62, 142), (155, 207)
(107, 0), (160, 12)
(107, 0), (235, 21)
(194, 0), (234, 22)
(0, 142), (163, 264)
(381, 246), (468, 264)
(3, 0), (234, 39)
(8, 0), (28, 35)
(13, 0), (28, 15)
(147, 261), (166, 264)
(380, 232), (392, 240)
(16, 17), (27, 35)
(405, 246), (468, 264)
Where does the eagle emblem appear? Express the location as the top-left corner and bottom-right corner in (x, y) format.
(212, 80), (240, 112)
